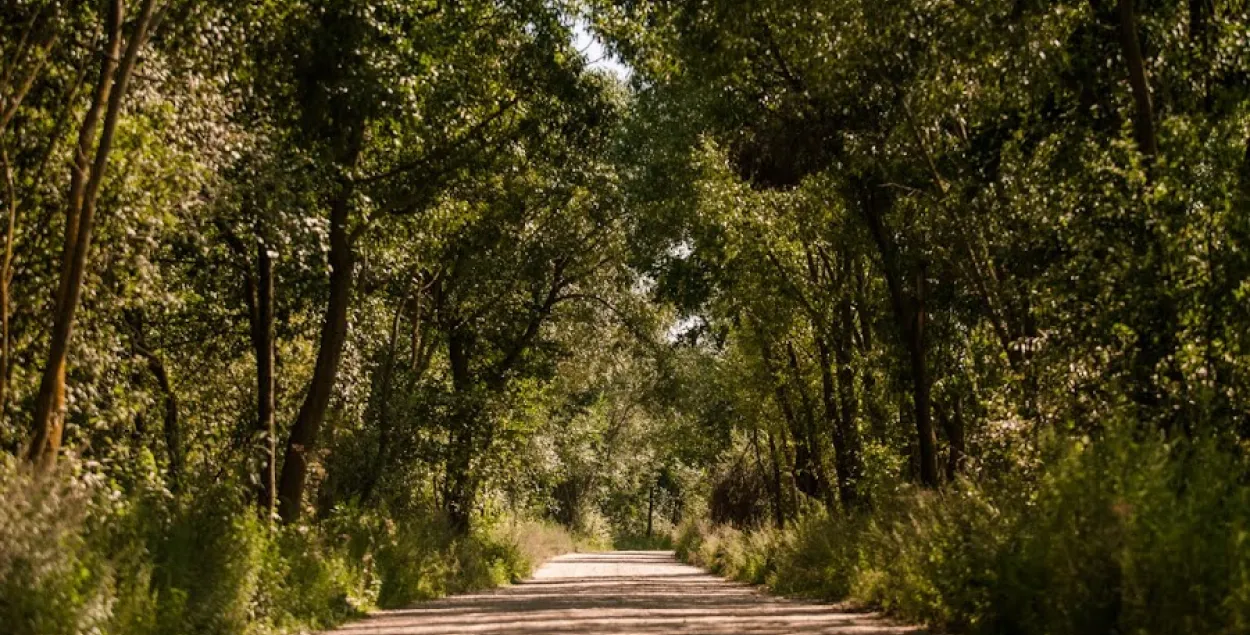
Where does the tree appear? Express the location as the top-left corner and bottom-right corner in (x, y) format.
(27, 0), (163, 466)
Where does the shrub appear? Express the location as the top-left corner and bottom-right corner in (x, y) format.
(612, 532), (675, 551)
(768, 512), (866, 599)
(0, 458), (581, 634)
(673, 517), (706, 563)
(675, 432), (1250, 635)
(496, 518), (578, 577)
(374, 511), (582, 608)
(146, 489), (268, 635)
(0, 459), (111, 635)
(255, 525), (373, 632)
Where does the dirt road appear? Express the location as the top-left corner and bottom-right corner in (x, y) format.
(323, 551), (923, 634)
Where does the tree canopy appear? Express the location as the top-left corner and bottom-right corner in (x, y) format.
(2, 0), (1250, 633)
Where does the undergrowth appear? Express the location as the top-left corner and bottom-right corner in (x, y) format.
(612, 533), (676, 551)
(675, 433), (1250, 635)
(0, 456), (586, 635)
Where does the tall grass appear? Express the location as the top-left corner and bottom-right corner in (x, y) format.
(675, 433), (1250, 634)
(0, 457), (584, 634)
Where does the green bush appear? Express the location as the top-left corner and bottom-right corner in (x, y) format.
(496, 518), (581, 576)
(255, 525), (373, 632)
(768, 512), (866, 599)
(374, 511), (583, 608)
(674, 519), (772, 584)
(0, 459), (582, 634)
(675, 433), (1250, 635)
(612, 533), (675, 551)
(373, 511), (459, 607)
(147, 490), (268, 634)
(673, 517), (706, 563)
(0, 459), (111, 635)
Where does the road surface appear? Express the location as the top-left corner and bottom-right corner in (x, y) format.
(322, 550), (923, 634)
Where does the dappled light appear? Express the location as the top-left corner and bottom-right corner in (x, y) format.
(2, 0), (1250, 634)
(323, 552), (921, 635)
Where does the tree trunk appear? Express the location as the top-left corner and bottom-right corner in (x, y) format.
(852, 257), (891, 441)
(143, 349), (181, 491)
(907, 264), (939, 487)
(1189, 0), (1214, 68)
(444, 421), (477, 534)
(646, 481), (655, 538)
(411, 283), (432, 373)
(0, 149), (15, 418)
(1115, 0), (1158, 159)
(857, 179), (939, 487)
(815, 333), (849, 510)
(0, 54), (89, 423)
(444, 326), (477, 533)
(0, 3), (61, 136)
(766, 428), (786, 528)
(777, 422), (801, 517)
(833, 293), (865, 507)
(360, 289), (407, 504)
(277, 186), (355, 523)
(27, 0), (158, 466)
(760, 332), (822, 501)
(126, 310), (181, 490)
(785, 340), (829, 505)
(253, 241), (277, 516)
(749, 425), (783, 530)
(938, 395), (966, 481)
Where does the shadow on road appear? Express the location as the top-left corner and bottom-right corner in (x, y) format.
(321, 551), (925, 634)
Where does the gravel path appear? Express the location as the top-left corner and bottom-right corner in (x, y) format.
(322, 551), (924, 634)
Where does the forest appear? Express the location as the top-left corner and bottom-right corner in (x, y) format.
(2, 0), (1250, 633)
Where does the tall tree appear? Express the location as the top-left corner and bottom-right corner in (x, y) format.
(27, 0), (162, 465)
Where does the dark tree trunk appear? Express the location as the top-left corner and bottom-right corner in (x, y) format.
(223, 221), (278, 515)
(1097, 0), (1187, 431)
(833, 294), (865, 507)
(760, 332), (823, 501)
(852, 258), (890, 441)
(126, 310), (182, 491)
(0, 150), (15, 419)
(128, 319), (182, 492)
(360, 290), (407, 504)
(749, 425), (784, 530)
(1115, 0), (1158, 159)
(0, 3), (61, 135)
(277, 186), (355, 523)
(766, 428), (787, 528)
(646, 482), (655, 538)
(857, 180), (939, 487)
(1189, 0), (1213, 46)
(815, 333), (842, 501)
(785, 340), (829, 506)
(146, 352), (181, 491)
(444, 327), (477, 533)
(253, 242), (277, 516)
(907, 266), (938, 487)
(938, 395), (966, 481)
(444, 420), (476, 533)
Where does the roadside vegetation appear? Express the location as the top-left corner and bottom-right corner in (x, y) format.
(675, 433), (1250, 634)
(3, 0), (1250, 634)
(591, 1), (1250, 633)
(1, 456), (604, 635)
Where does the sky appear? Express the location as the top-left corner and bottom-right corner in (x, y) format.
(572, 21), (633, 80)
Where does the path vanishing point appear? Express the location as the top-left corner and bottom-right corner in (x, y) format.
(320, 551), (925, 634)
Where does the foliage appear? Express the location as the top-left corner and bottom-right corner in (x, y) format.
(676, 432), (1250, 634)
(3, 0), (1250, 632)
(0, 457), (591, 633)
